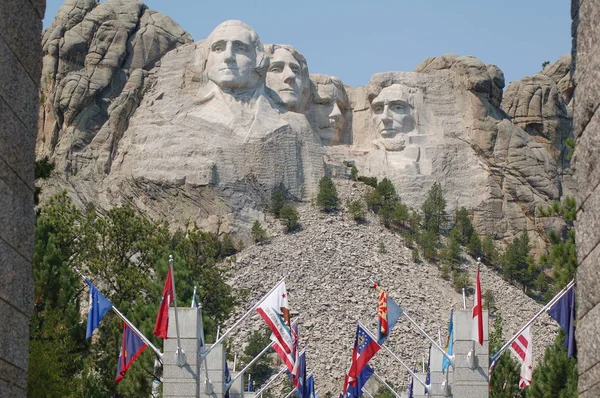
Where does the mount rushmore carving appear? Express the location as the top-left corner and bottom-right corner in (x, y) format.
(38, 0), (573, 247)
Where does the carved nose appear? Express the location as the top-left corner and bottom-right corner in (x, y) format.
(283, 67), (296, 84)
(223, 45), (234, 61)
(329, 102), (342, 119)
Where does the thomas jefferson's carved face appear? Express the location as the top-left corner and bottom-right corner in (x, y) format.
(266, 48), (307, 111)
(371, 85), (415, 138)
(207, 24), (259, 90)
(313, 82), (346, 144)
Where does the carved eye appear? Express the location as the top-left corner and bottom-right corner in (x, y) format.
(270, 66), (282, 73)
(373, 106), (383, 114)
(212, 44), (224, 52)
(392, 104), (405, 112)
(235, 42), (249, 52)
(291, 65), (300, 74)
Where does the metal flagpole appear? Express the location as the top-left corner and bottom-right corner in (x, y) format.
(372, 371), (401, 398)
(75, 269), (163, 358)
(169, 255), (186, 367)
(282, 371), (312, 398)
(252, 366), (288, 396)
(358, 322), (430, 395)
(490, 278), (576, 364)
(191, 285), (197, 308)
(200, 276), (287, 359)
(362, 388), (375, 398)
(225, 342), (276, 389)
(233, 352), (238, 372)
(198, 302), (214, 394)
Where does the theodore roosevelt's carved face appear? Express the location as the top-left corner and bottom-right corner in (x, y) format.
(371, 84), (415, 138)
(206, 22), (260, 90)
(266, 48), (308, 112)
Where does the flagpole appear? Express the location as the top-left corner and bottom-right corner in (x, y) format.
(362, 388), (375, 398)
(252, 365), (287, 397)
(199, 277), (287, 359)
(369, 279), (454, 366)
(75, 269), (163, 358)
(168, 255), (186, 367)
(490, 279), (575, 364)
(358, 322), (430, 395)
(224, 341), (276, 389)
(197, 302), (214, 394)
(191, 285), (197, 308)
(372, 371), (401, 398)
(282, 371), (312, 398)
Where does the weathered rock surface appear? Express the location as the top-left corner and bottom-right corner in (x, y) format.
(224, 180), (558, 394)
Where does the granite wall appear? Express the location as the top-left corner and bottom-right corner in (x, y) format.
(0, 1), (45, 396)
(573, 0), (600, 396)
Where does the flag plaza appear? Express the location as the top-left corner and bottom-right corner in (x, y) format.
(77, 256), (577, 396)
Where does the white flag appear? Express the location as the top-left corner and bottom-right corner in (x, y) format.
(256, 281), (294, 354)
(509, 326), (533, 389)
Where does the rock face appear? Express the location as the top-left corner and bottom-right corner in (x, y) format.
(38, 4), (572, 246)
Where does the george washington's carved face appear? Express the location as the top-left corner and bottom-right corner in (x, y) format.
(371, 84), (415, 138)
(206, 22), (260, 90)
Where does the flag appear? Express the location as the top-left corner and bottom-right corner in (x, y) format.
(472, 265), (484, 345)
(295, 351), (307, 398)
(304, 374), (316, 398)
(276, 323), (299, 375)
(154, 267), (173, 339)
(547, 284), (576, 357)
(85, 279), (112, 339)
(425, 345), (431, 394)
(374, 284), (404, 344)
(509, 326), (533, 389)
(116, 323), (148, 383)
(191, 285), (198, 308)
(257, 281), (294, 354)
(346, 365), (374, 398)
(224, 360), (231, 398)
(343, 325), (381, 394)
(408, 369), (414, 398)
(442, 311), (454, 373)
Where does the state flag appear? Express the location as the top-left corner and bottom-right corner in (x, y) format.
(472, 265), (484, 345)
(547, 284), (576, 357)
(85, 279), (112, 339)
(343, 325), (380, 394)
(346, 364), (374, 398)
(509, 326), (533, 389)
(116, 323), (148, 383)
(257, 281), (294, 354)
(441, 311), (454, 373)
(154, 267), (173, 339)
(374, 284), (404, 344)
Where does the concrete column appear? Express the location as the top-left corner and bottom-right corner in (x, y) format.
(451, 310), (488, 398)
(0, 0), (45, 396)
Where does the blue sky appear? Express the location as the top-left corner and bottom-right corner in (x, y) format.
(43, 0), (571, 88)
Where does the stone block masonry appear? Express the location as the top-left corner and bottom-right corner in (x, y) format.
(0, 1), (44, 397)
(573, 0), (600, 397)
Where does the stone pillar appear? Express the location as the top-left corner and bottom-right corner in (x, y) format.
(0, 1), (45, 396)
(572, 1), (600, 397)
(451, 310), (488, 398)
(162, 307), (233, 398)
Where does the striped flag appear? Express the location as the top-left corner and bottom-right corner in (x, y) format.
(257, 281), (293, 355)
(509, 326), (533, 389)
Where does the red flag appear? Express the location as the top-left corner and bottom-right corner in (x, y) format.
(154, 267), (172, 339)
(472, 264), (483, 345)
(343, 325), (380, 393)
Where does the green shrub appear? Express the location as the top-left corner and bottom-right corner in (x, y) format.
(251, 220), (268, 243)
(280, 204), (299, 232)
(347, 199), (366, 222)
(270, 185), (286, 217)
(317, 176), (339, 212)
(358, 176), (378, 188)
(453, 270), (472, 293)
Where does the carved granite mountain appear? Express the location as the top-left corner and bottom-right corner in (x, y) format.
(37, 2), (572, 248)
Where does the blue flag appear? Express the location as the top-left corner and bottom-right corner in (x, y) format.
(547, 284), (576, 357)
(425, 344), (431, 394)
(304, 374), (316, 398)
(116, 323), (147, 383)
(442, 311), (454, 373)
(408, 368), (414, 398)
(224, 359), (231, 398)
(346, 364), (374, 398)
(85, 279), (112, 339)
(295, 351), (307, 398)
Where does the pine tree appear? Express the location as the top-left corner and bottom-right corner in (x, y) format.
(467, 230), (483, 259)
(239, 328), (273, 387)
(251, 220), (268, 243)
(422, 182), (446, 234)
(454, 206), (474, 244)
(489, 312), (525, 398)
(317, 176), (339, 212)
(280, 204), (300, 232)
(526, 331), (578, 398)
(270, 185), (286, 217)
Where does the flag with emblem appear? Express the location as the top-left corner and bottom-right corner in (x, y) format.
(343, 324), (381, 394)
(275, 323), (299, 378)
(472, 264), (484, 345)
(547, 283), (576, 357)
(154, 266), (173, 339)
(257, 281), (294, 354)
(116, 323), (148, 383)
(346, 364), (374, 398)
(374, 283), (404, 344)
(509, 326), (533, 389)
(85, 279), (112, 339)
